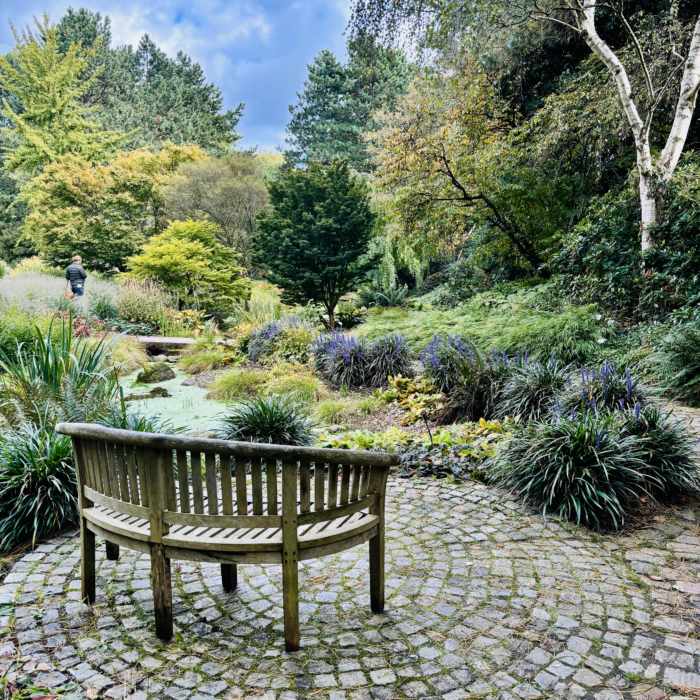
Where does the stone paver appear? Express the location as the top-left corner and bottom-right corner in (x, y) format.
(2, 479), (700, 699)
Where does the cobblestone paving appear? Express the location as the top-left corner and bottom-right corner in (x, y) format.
(2, 478), (700, 700)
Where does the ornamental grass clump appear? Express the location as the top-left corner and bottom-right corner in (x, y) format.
(489, 409), (647, 529)
(419, 333), (475, 394)
(0, 423), (78, 551)
(490, 403), (700, 530)
(618, 404), (699, 497)
(312, 331), (411, 387)
(496, 357), (572, 422)
(654, 324), (700, 405)
(312, 332), (368, 387)
(218, 395), (316, 446)
(562, 360), (651, 413)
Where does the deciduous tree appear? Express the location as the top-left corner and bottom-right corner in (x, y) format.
(0, 14), (124, 173)
(22, 143), (205, 271)
(125, 219), (248, 314)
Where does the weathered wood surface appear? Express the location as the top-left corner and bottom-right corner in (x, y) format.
(58, 423), (394, 653)
(56, 423), (400, 467)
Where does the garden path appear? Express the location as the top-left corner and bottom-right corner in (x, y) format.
(2, 478), (700, 700)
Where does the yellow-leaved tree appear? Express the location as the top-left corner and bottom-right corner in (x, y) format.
(124, 219), (249, 317)
(21, 144), (206, 271)
(0, 14), (125, 173)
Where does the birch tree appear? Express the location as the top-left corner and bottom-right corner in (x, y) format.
(351, 0), (700, 252)
(524, 1), (700, 251)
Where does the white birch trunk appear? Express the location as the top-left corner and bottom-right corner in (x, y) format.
(575, 2), (700, 252)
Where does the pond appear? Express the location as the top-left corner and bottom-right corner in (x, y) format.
(117, 368), (227, 432)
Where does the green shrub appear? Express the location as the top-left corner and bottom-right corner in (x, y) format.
(0, 260), (6, 279)
(654, 324), (700, 405)
(0, 302), (46, 362)
(247, 316), (314, 363)
(218, 395), (316, 446)
(89, 291), (119, 320)
(0, 423), (78, 551)
(356, 280), (409, 308)
(496, 358), (571, 422)
(9, 256), (61, 277)
(207, 368), (267, 400)
(489, 406), (699, 529)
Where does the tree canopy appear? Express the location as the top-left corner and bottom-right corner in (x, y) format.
(55, 9), (244, 152)
(125, 219), (248, 314)
(253, 159), (376, 327)
(285, 39), (411, 171)
(161, 153), (273, 267)
(0, 15), (125, 173)
(22, 143), (205, 271)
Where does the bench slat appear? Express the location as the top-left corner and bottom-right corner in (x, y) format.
(136, 447), (150, 507)
(266, 459), (278, 516)
(205, 453), (218, 515)
(85, 487), (150, 520)
(96, 441), (111, 497)
(328, 464), (338, 507)
(298, 493), (377, 527)
(235, 458), (247, 515)
(162, 511), (281, 529)
(251, 458), (263, 515)
(177, 451), (190, 513)
(299, 462), (310, 513)
(340, 464), (350, 505)
(191, 452), (205, 514)
(125, 446), (140, 505)
(350, 465), (361, 502)
(104, 442), (119, 499)
(164, 449), (177, 512)
(314, 463), (324, 512)
(115, 444), (130, 502)
(84, 439), (98, 491)
(221, 456), (233, 516)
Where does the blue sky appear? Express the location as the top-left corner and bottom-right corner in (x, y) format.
(0, 0), (352, 151)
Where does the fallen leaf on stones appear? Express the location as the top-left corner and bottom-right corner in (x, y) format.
(645, 574), (663, 581)
(31, 695), (57, 700)
(86, 686), (99, 700)
(35, 662), (52, 671)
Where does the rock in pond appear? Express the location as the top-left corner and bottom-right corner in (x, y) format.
(123, 386), (170, 401)
(137, 362), (176, 384)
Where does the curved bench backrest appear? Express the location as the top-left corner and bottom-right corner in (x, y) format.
(55, 423), (399, 542)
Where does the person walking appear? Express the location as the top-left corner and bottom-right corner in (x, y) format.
(65, 255), (87, 300)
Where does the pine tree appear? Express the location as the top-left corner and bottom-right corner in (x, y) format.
(56, 11), (244, 153)
(285, 40), (411, 171)
(0, 15), (125, 173)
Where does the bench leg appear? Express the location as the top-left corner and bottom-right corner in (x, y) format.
(106, 541), (120, 561)
(221, 564), (237, 592)
(369, 530), (384, 613)
(282, 552), (299, 652)
(151, 543), (173, 639)
(81, 518), (95, 604)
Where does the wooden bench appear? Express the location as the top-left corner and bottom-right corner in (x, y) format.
(55, 423), (399, 651)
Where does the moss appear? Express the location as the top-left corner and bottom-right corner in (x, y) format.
(137, 362), (176, 384)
